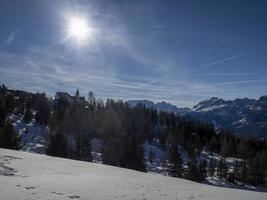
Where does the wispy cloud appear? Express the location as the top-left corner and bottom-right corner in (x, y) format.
(147, 80), (158, 85)
(200, 54), (246, 68)
(0, 44), (221, 107)
(214, 79), (267, 86)
(201, 72), (260, 76)
(5, 30), (20, 45)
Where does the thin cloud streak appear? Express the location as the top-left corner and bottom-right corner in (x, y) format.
(214, 79), (267, 86)
(202, 72), (260, 76)
(201, 54), (246, 68)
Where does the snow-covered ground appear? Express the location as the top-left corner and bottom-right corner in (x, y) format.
(5, 114), (266, 193)
(0, 148), (266, 200)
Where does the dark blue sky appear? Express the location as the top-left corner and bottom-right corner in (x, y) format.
(1, 0), (267, 107)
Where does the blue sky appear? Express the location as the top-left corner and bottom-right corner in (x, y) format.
(0, 0), (267, 107)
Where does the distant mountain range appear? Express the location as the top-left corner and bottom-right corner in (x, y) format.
(126, 100), (190, 115)
(126, 96), (267, 138)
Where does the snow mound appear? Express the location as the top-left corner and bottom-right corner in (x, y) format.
(0, 148), (266, 200)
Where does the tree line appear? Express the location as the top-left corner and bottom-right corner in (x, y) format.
(0, 85), (266, 187)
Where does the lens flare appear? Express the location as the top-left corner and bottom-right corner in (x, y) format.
(68, 17), (90, 41)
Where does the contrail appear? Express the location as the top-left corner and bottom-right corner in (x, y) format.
(214, 79), (267, 86)
(201, 54), (246, 68)
(202, 72), (259, 76)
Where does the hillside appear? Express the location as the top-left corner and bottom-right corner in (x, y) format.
(0, 148), (266, 200)
(1, 85), (267, 189)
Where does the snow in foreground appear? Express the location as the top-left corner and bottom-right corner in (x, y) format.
(0, 149), (266, 200)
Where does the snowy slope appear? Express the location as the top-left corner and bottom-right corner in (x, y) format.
(0, 149), (266, 200)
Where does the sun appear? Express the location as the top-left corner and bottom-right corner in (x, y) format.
(68, 17), (91, 41)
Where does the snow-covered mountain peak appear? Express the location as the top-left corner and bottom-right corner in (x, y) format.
(127, 96), (267, 138)
(192, 97), (227, 112)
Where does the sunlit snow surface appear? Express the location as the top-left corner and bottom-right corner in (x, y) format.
(0, 149), (266, 200)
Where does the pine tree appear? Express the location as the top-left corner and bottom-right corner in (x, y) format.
(185, 152), (203, 182)
(208, 158), (215, 177)
(101, 138), (122, 167)
(47, 130), (67, 158)
(221, 134), (235, 157)
(263, 147), (267, 186)
(247, 155), (258, 185)
(23, 107), (33, 123)
(121, 134), (146, 172)
(167, 143), (183, 178)
(199, 159), (207, 178)
(0, 98), (7, 127)
(148, 150), (154, 164)
(227, 172), (235, 183)
(240, 161), (248, 186)
(80, 136), (93, 162)
(0, 121), (20, 150)
(35, 94), (50, 125)
(233, 161), (241, 183)
(217, 158), (228, 179)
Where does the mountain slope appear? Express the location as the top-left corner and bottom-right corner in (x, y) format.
(0, 148), (266, 200)
(189, 96), (267, 137)
(127, 97), (267, 138)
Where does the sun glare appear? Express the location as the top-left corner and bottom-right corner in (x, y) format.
(68, 17), (90, 41)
